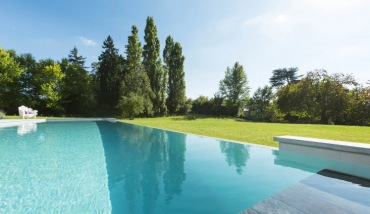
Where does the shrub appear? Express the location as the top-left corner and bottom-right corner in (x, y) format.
(0, 109), (7, 119)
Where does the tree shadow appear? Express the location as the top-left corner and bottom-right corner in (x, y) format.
(170, 115), (244, 121)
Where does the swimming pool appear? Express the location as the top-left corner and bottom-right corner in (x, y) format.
(0, 121), (369, 213)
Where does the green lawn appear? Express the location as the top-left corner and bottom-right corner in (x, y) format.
(119, 116), (370, 147)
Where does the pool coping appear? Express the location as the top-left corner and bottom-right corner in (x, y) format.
(274, 136), (370, 155)
(0, 118), (116, 128)
(274, 136), (370, 167)
(117, 120), (279, 150)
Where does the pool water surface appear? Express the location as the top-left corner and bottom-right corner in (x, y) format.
(0, 121), (369, 213)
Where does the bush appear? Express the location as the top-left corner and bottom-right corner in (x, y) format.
(0, 109), (7, 119)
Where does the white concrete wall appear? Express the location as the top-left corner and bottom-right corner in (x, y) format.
(275, 136), (370, 178)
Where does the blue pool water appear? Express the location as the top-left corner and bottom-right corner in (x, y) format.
(0, 121), (370, 213)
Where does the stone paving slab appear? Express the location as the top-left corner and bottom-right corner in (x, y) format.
(239, 169), (370, 214)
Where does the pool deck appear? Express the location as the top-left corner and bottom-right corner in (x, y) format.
(275, 136), (370, 169)
(240, 170), (370, 214)
(0, 118), (116, 128)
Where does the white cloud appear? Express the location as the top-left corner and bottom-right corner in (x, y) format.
(79, 37), (96, 46)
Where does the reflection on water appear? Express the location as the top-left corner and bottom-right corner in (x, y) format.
(163, 132), (186, 204)
(17, 122), (37, 135)
(97, 122), (370, 214)
(97, 122), (186, 214)
(220, 141), (250, 175)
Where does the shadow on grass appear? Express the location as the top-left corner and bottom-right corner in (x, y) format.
(170, 115), (247, 121)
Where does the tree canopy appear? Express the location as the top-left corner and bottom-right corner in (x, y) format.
(68, 46), (86, 67)
(119, 25), (154, 120)
(142, 17), (167, 116)
(219, 62), (250, 116)
(269, 67), (302, 88)
(2, 17), (369, 126)
(276, 69), (361, 124)
(246, 85), (274, 121)
(97, 35), (123, 110)
(164, 36), (187, 115)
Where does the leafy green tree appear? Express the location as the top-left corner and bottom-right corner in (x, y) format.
(118, 70), (153, 120)
(60, 55), (97, 116)
(345, 81), (370, 126)
(0, 46), (24, 109)
(163, 36), (187, 115)
(68, 46), (86, 67)
(160, 62), (168, 115)
(246, 85), (274, 121)
(13, 54), (58, 114)
(14, 53), (38, 107)
(119, 25), (154, 120)
(90, 61), (101, 88)
(37, 62), (65, 110)
(178, 98), (193, 115)
(210, 92), (227, 116)
(277, 69), (357, 124)
(345, 84), (370, 126)
(269, 67), (302, 88)
(192, 95), (211, 115)
(219, 62), (250, 116)
(97, 35), (123, 109)
(143, 16), (167, 116)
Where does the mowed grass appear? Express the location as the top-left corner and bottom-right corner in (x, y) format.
(119, 116), (370, 148)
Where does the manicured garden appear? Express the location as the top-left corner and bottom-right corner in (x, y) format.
(120, 116), (370, 147)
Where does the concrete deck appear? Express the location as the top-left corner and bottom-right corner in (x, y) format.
(274, 136), (370, 168)
(274, 136), (370, 155)
(240, 170), (370, 214)
(0, 118), (116, 128)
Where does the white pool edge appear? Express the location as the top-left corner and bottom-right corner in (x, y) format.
(0, 118), (116, 128)
(275, 136), (370, 167)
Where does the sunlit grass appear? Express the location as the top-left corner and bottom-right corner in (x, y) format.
(119, 116), (370, 147)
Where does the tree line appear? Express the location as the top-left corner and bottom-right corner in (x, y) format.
(192, 65), (370, 126)
(0, 17), (189, 119)
(1, 16), (369, 125)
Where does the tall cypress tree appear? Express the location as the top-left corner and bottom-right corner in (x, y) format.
(159, 60), (168, 115)
(142, 17), (166, 116)
(163, 36), (186, 115)
(119, 25), (154, 120)
(97, 35), (122, 109)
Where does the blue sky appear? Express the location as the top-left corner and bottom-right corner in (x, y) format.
(1, 0), (370, 99)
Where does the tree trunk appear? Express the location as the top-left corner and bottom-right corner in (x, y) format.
(320, 111), (327, 124)
(130, 114), (134, 120)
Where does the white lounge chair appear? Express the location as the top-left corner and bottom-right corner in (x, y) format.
(18, 105), (38, 119)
